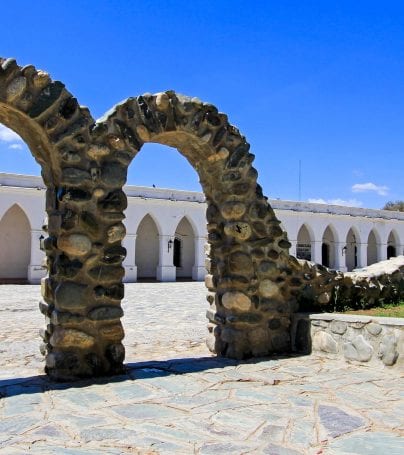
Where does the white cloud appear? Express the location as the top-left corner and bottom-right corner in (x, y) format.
(352, 182), (389, 196)
(8, 143), (23, 150)
(0, 124), (22, 143)
(308, 198), (363, 207)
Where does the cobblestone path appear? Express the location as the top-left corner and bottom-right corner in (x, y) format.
(0, 283), (402, 454)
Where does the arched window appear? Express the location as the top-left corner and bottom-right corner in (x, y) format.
(296, 224), (312, 261)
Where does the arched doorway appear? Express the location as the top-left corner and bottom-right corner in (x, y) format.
(387, 230), (399, 259)
(174, 217), (195, 280)
(345, 228), (358, 271)
(322, 225), (336, 269)
(322, 243), (330, 268)
(135, 214), (159, 280)
(367, 230), (378, 265)
(0, 204), (31, 282)
(296, 224), (312, 261)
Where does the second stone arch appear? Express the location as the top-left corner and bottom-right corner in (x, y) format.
(95, 92), (298, 362)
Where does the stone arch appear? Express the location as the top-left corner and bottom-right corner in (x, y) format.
(296, 223), (313, 261)
(174, 216), (196, 279)
(0, 57), (125, 380)
(135, 214), (160, 280)
(0, 204), (31, 282)
(0, 60), (298, 380)
(5, 59), (402, 381)
(95, 92), (297, 363)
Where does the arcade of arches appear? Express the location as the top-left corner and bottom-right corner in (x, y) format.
(0, 57), (403, 381)
(134, 214), (196, 281)
(294, 222), (402, 272)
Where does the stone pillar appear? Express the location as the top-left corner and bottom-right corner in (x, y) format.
(157, 234), (176, 281)
(356, 242), (367, 269)
(28, 229), (46, 284)
(334, 242), (347, 272)
(289, 239), (297, 257)
(122, 233), (137, 283)
(192, 236), (207, 281)
(377, 243), (388, 262)
(311, 241), (322, 265)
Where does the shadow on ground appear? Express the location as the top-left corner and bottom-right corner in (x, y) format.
(0, 353), (307, 398)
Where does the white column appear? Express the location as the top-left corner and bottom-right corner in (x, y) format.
(289, 239), (297, 257)
(311, 241), (322, 265)
(377, 243), (388, 262)
(28, 229), (46, 284)
(156, 234), (176, 281)
(356, 242), (367, 269)
(122, 233), (137, 283)
(192, 236), (207, 281)
(334, 241), (347, 272)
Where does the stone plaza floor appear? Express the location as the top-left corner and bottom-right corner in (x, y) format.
(0, 283), (403, 454)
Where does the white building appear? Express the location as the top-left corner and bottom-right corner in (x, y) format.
(0, 172), (403, 284)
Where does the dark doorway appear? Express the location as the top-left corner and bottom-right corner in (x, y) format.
(387, 245), (396, 259)
(322, 243), (330, 268)
(173, 237), (181, 267)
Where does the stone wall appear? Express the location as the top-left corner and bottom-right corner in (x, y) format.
(296, 256), (404, 311)
(292, 313), (403, 368)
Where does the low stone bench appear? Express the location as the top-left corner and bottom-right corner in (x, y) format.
(291, 313), (403, 368)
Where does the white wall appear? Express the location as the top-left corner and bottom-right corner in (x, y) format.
(1, 173), (403, 282)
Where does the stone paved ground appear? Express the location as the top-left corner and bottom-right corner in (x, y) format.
(0, 283), (403, 454)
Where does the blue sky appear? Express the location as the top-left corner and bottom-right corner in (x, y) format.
(0, 0), (403, 209)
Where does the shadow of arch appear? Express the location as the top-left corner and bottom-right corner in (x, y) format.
(0, 204), (31, 282)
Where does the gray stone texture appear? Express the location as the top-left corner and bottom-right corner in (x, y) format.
(0, 283), (402, 454)
(344, 335), (374, 362)
(292, 313), (403, 367)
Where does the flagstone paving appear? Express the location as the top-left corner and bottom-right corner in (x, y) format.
(0, 283), (403, 454)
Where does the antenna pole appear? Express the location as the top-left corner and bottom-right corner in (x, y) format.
(298, 159), (302, 201)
